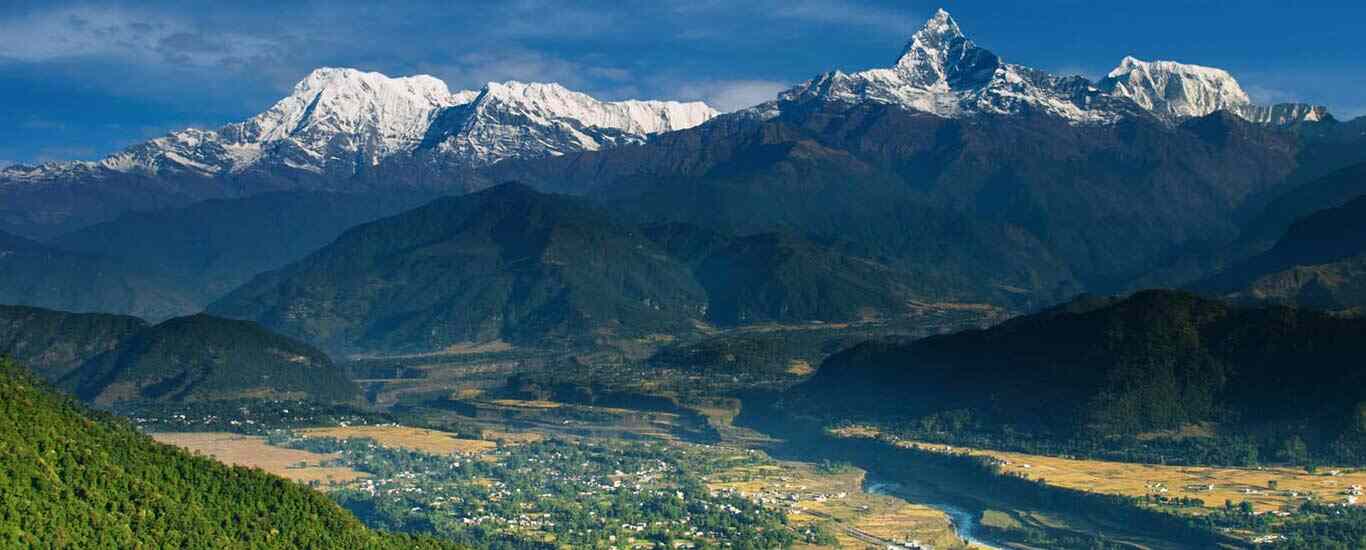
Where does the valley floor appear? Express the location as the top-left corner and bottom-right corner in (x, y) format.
(151, 416), (971, 549)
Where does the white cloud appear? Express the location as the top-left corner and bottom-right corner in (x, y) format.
(0, 6), (279, 68)
(669, 0), (920, 38)
(674, 79), (790, 112)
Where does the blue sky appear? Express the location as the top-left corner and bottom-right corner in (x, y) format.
(3, 0), (1364, 165)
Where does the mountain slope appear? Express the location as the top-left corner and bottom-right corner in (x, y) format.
(1198, 192), (1366, 314)
(690, 232), (923, 326)
(68, 314), (357, 405)
(0, 305), (358, 406)
(51, 190), (437, 315)
(514, 97), (1309, 306)
(0, 357), (450, 548)
(1236, 161), (1366, 255)
(208, 183), (709, 354)
(785, 290), (1366, 461)
(0, 305), (147, 383)
(0, 229), (195, 319)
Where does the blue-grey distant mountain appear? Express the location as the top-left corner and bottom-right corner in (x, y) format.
(0, 304), (357, 405)
(207, 184), (930, 354)
(1197, 166), (1366, 314)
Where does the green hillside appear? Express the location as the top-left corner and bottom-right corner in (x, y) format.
(210, 183), (709, 354)
(0, 305), (147, 383)
(785, 290), (1366, 464)
(0, 357), (453, 548)
(68, 314), (359, 405)
(0, 305), (359, 406)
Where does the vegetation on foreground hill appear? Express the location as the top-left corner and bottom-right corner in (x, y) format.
(0, 358), (453, 548)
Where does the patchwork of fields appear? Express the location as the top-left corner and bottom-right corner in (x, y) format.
(901, 439), (1366, 514)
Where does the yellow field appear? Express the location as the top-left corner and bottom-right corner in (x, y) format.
(347, 340), (514, 361)
(705, 458), (963, 549)
(904, 440), (1366, 513)
(151, 432), (367, 486)
(486, 399), (563, 409)
(786, 360), (815, 376)
(298, 425), (496, 455)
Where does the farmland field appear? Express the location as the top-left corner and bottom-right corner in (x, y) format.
(150, 432), (367, 486)
(899, 439), (1366, 514)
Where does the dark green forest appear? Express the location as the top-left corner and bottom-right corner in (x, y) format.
(0, 357), (453, 549)
(784, 290), (1366, 466)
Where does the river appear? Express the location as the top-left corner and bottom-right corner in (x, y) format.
(865, 479), (1010, 550)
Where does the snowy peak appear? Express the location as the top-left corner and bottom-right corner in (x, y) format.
(893, 8), (999, 90)
(425, 80), (718, 167)
(1098, 57), (1251, 118)
(224, 67), (471, 171)
(769, 9), (1330, 127)
(474, 81), (715, 135)
(3, 68), (717, 184)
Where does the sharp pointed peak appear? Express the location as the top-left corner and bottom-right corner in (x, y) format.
(919, 8), (964, 38)
(927, 8), (957, 27)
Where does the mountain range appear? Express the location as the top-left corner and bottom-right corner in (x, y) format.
(2, 9), (1365, 354)
(0, 9), (1342, 239)
(762, 10), (1328, 126)
(1, 70), (716, 238)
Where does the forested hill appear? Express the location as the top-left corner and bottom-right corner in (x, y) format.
(785, 290), (1366, 464)
(69, 314), (359, 405)
(1198, 190), (1366, 314)
(0, 358), (454, 548)
(0, 305), (359, 406)
(0, 305), (147, 383)
(209, 183), (930, 354)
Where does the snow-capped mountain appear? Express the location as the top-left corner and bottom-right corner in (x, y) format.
(422, 81), (717, 167)
(1097, 56), (1251, 118)
(766, 9), (1329, 126)
(1, 68), (717, 185)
